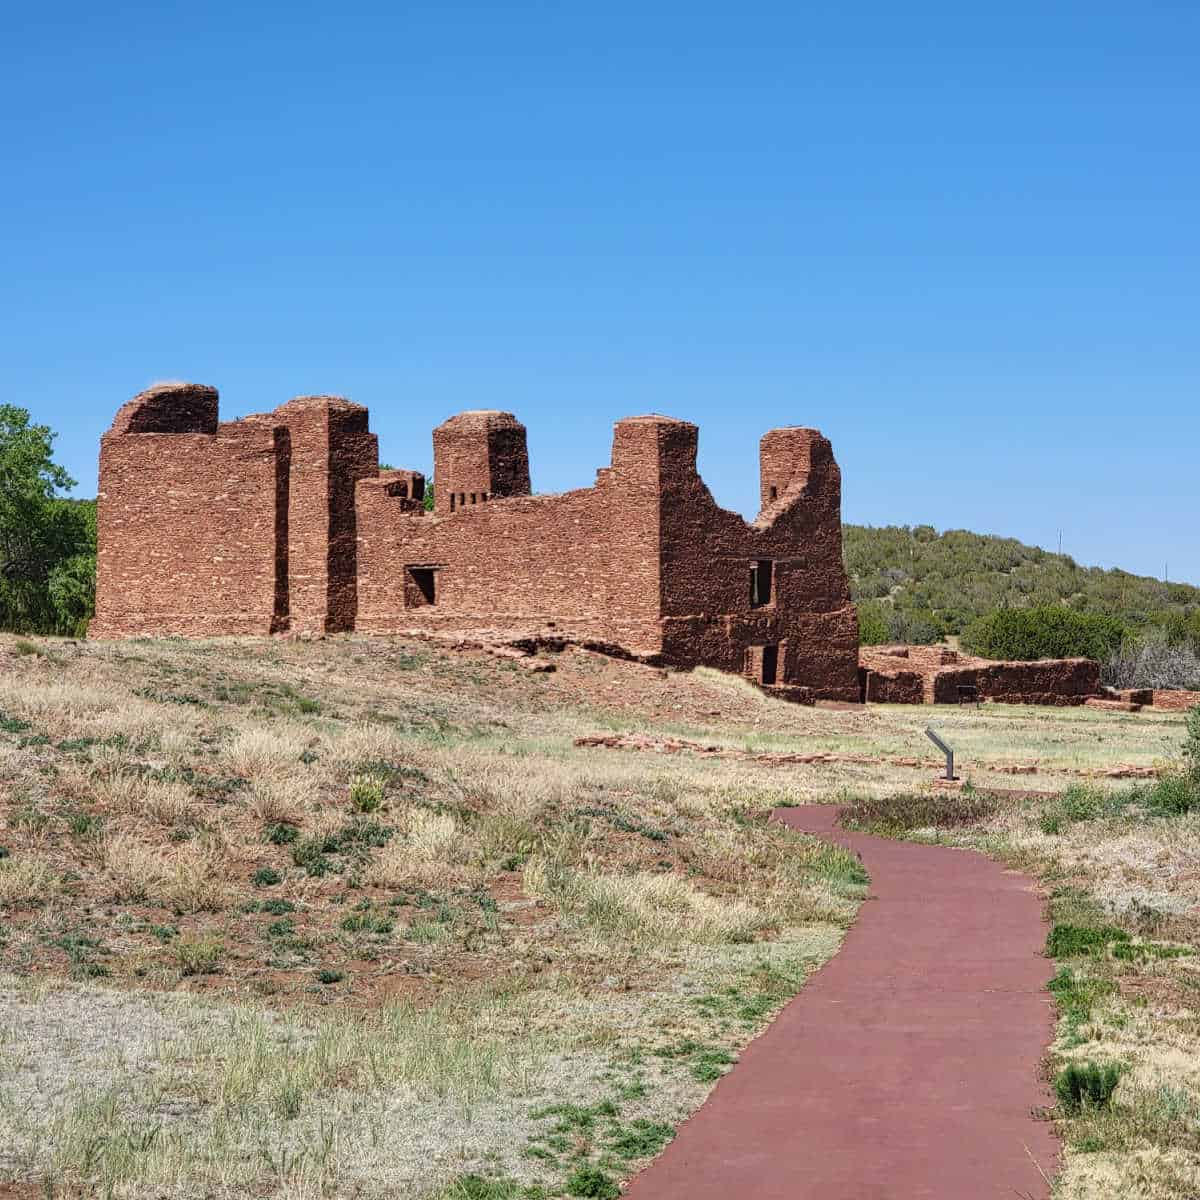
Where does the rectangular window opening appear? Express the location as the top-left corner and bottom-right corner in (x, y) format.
(769, 485), (778, 501)
(449, 493), (456, 512)
(750, 559), (773, 608)
(470, 493), (477, 504)
(761, 644), (778, 686)
(405, 566), (438, 607)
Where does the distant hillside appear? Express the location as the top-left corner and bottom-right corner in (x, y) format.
(844, 524), (1200, 642)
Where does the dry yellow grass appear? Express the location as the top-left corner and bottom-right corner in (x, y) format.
(0, 630), (1189, 1198)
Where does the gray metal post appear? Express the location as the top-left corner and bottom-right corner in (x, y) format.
(925, 727), (955, 780)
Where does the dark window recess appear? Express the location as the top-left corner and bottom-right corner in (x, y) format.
(750, 559), (773, 608)
(406, 567), (437, 607)
(769, 486), (778, 500)
(449, 493), (456, 513)
(761, 645), (778, 686)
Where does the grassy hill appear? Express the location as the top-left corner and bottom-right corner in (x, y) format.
(844, 524), (1200, 643)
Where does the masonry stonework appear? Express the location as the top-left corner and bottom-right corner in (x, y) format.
(91, 384), (860, 700)
(858, 645), (1101, 706)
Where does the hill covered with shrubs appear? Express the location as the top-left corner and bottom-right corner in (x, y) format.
(846, 524), (1199, 642)
(846, 525), (1200, 687)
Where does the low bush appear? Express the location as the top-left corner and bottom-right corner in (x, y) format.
(349, 772), (385, 813)
(962, 607), (1125, 662)
(1055, 1061), (1122, 1113)
(564, 1167), (619, 1200)
(175, 936), (223, 976)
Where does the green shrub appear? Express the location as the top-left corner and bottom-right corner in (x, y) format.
(1055, 1061), (1122, 1112)
(1185, 706), (1200, 768)
(856, 601), (891, 646)
(1142, 771), (1199, 816)
(564, 1167), (619, 1200)
(174, 936), (223, 976)
(1060, 785), (1105, 823)
(315, 968), (345, 985)
(961, 607), (1125, 662)
(349, 773), (385, 813)
(251, 867), (281, 887)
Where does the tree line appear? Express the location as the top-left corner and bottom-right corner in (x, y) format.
(0, 406), (94, 636)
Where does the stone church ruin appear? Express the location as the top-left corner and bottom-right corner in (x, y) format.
(91, 383), (861, 702)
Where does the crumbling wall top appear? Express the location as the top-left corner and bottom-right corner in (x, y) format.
(108, 382), (219, 436)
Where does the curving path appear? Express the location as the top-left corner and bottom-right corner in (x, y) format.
(624, 805), (1059, 1200)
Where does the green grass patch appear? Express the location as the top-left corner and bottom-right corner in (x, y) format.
(1047, 923), (1130, 959)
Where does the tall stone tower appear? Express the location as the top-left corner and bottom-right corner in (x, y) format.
(431, 410), (531, 516)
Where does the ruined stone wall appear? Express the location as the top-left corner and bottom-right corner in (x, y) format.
(355, 416), (664, 654)
(263, 397), (378, 634)
(656, 423), (860, 700)
(1152, 689), (1200, 712)
(92, 387), (861, 699)
(930, 659), (1099, 706)
(861, 668), (925, 704)
(858, 644), (1100, 706)
(91, 384), (377, 639)
(91, 385), (289, 637)
(432, 410), (531, 516)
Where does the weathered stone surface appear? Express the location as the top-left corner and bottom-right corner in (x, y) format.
(1152, 689), (1200, 711)
(90, 388), (859, 700)
(859, 644), (1101, 707)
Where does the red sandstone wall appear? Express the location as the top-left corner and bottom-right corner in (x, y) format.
(859, 645), (1100, 706)
(355, 413), (860, 698)
(355, 423), (664, 653)
(1152, 689), (1200, 711)
(657, 423), (860, 700)
(266, 397), (378, 635)
(432, 411), (531, 516)
(91, 413), (288, 637)
(861, 669), (925, 704)
(936, 659), (1099, 705)
(92, 384), (380, 639)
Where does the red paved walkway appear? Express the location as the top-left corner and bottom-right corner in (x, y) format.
(624, 805), (1059, 1200)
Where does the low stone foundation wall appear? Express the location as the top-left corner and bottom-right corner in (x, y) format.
(859, 645), (1100, 707)
(1152, 689), (1200, 712)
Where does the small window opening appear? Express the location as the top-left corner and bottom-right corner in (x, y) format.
(761, 645), (778, 686)
(481, 492), (488, 502)
(750, 559), (773, 608)
(449, 493), (456, 512)
(396, 481), (409, 499)
(470, 493), (477, 504)
(405, 567), (437, 607)
(459, 493), (466, 508)
(769, 486), (777, 501)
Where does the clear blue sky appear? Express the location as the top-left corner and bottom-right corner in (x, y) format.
(2, 2), (1197, 584)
